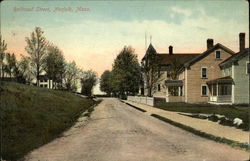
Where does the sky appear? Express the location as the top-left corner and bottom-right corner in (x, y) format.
(1, 0), (249, 94)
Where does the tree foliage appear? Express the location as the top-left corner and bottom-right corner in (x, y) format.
(63, 61), (79, 91)
(25, 27), (48, 86)
(100, 70), (111, 96)
(16, 56), (34, 84)
(110, 46), (141, 97)
(44, 44), (65, 89)
(80, 70), (98, 96)
(0, 35), (7, 78)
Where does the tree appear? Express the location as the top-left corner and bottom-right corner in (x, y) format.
(4, 53), (17, 78)
(80, 70), (98, 97)
(17, 56), (34, 84)
(100, 70), (111, 96)
(0, 35), (7, 78)
(168, 56), (182, 96)
(141, 44), (163, 97)
(63, 61), (79, 91)
(44, 44), (65, 89)
(25, 27), (48, 86)
(111, 46), (141, 98)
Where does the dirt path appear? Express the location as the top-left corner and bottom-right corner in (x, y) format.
(25, 98), (249, 161)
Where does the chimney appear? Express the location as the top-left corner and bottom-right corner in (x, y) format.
(207, 39), (214, 49)
(169, 46), (173, 55)
(239, 33), (245, 52)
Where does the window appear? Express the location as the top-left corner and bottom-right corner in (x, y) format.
(215, 50), (221, 59)
(40, 85), (43, 88)
(158, 84), (161, 91)
(201, 67), (207, 78)
(247, 62), (250, 74)
(167, 72), (170, 78)
(201, 85), (207, 96)
(40, 79), (43, 82)
(158, 70), (160, 78)
(44, 84), (48, 88)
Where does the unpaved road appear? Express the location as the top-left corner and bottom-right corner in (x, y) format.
(25, 98), (249, 161)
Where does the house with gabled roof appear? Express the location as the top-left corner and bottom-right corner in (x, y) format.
(141, 44), (199, 98)
(166, 38), (235, 103)
(207, 33), (249, 104)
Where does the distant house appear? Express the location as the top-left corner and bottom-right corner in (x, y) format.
(207, 33), (249, 104)
(38, 75), (54, 89)
(141, 44), (199, 98)
(167, 39), (235, 103)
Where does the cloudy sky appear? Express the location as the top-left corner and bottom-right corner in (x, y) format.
(1, 0), (249, 93)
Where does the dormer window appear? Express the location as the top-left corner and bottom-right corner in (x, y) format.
(215, 50), (221, 59)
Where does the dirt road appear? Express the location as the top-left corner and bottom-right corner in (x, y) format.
(25, 98), (249, 161)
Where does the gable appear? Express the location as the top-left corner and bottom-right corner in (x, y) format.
(220, 48), (249, 68)
(184, 43), (235, 68)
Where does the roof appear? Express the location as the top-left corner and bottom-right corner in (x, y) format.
(206, 76), (234, 84)
(157, 53), (199, 65)
(38, 75), (49, 80)
(183, 43), (235, 68)
(141, 44), (199, 66)
(142, 43), (157, 60)
(219, 48), (249, 67)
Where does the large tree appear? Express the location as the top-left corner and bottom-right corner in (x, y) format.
(44, 44), (65, 89)
(111, 46), (141, 98)
(141, 44), (163, 97)
(63, 61), (79, 91)
(0, 35), (7, 78)
(25, 27), (48, 86)
(100, 70), (111, 96)
(80, 70), (98, 97)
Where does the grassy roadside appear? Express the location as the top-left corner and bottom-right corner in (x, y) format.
(154, 101), (249, 130)
(0, 81), (99, 161)
(151, 114), (249, 151)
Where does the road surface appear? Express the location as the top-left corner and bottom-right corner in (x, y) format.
(25, 98), (249, 161)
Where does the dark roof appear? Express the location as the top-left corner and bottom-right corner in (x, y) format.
(206, 76), (233, 84)
(38, 75), (49, 80)
(142, 43), (157, 60)
(219, 48), (249, 67)
(183, 43), (235, 68)
(157, 53), (200, 65)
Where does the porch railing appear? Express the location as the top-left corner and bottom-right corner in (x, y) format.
(209, 95), (232, 103)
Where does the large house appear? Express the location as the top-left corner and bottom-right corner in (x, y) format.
(165, 33), (249, 104)
(171, 39), (235, 103)
(207, 33), (249, 104)
(141, 44), (199, 98)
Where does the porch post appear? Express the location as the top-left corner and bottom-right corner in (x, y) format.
(211, 84), (213, 96)
(166, 86), (169, 102)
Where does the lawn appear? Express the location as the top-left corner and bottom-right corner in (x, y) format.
(0, 81), (99, 161)
(154, 100), (249, 130)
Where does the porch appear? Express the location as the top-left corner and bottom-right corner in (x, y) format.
(165, 80), (184, 102)
(207, 76), (233, 104)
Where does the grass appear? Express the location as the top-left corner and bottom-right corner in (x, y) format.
(154, 101), (249, 130)
(0, 81), (99, 161)
(151, 114), (249, 151)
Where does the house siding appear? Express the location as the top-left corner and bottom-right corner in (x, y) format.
(233, 55), (249, 104)
(186, 49), (232, 103)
